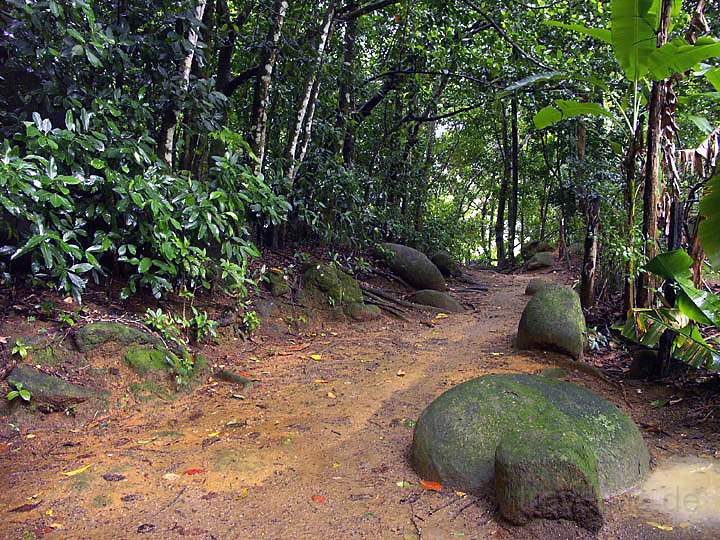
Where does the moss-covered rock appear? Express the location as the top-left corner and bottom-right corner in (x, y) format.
(380, 243), (446, 291)
(28, 343), (79, 367)
(75, 322), (161, 353)
(266, 268), (291, 297)
(495, 430), (603, 531)
(524, 278), (552, 296)
(409, 290), (464, 313)
(124, 346), (173, 375)
(301, 262), (380, 321)
(517, 285), (586, 360)
(411, 374), (649, 498)
(522, 241), (555, 261)
(124, 346), (207, 398)
(430, 251), (461, 278)
(7, 365), (99, 411)
(526, 251), (555, 271)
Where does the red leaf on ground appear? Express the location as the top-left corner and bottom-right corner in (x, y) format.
(420, 480), (443, 492)
(185, 468), (206, 475)
(311, 494), (327, 504)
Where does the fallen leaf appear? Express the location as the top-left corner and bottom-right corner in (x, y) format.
(102, 473), (126, 482)
(0, 336), (7, 344)
(137, 437), (158, 445)
(185, 468), (206, 475)
(208, 431), (221, 437)
(311, 494), (327, 504)
(137, 523), (156, 534)
(309, 354), (323, 361)
(314, 379), (329, 384)
(396, 480), (412, 488)
(455, 491), (467, 498)
(396, 370), (406, 377)
(327, 391), (337, 399)
(26, 434), (36, 439)
(646, 522), (673, 531)
(239, 488), (250, 498)
(420, 480), (443, 492)
(162, 473), (180, 482)
(49, 522), (63, 530)
(435, 313), (449, 319)
(45, 509), (54, 516)
(8, 501), (42, 512)
(61, 464), (91, 476)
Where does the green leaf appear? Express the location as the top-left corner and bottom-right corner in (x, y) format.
(611, 0), (660, 81)
(700, 175), (720, 269)
(644, 249), (693, 280)
(139, 257), (153, 274)
(19, 389), (31, 402)
(534, 100), (615, 129)
(647, 37), (720, 80)
(545, 21), (612, 44)
(707, 68), (720, 91)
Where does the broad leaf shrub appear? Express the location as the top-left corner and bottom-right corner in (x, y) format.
(0, 111), (289, 301)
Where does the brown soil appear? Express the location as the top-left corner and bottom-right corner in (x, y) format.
(1, 269), (719, 539)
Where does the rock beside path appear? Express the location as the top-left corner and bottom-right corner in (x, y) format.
(301, 262), (380, 321)
(411, 373), (649, 499)
(524, 278), (552, 296)
(517, 285), (586, 359)
(75, 322), (161, 353)
(495, 430), (604, 531)
(409, 290), (464, 313)
(526, 251), (555, 271)
(7, 365), (100, 411)
(380, 243), (446, 291)
(430, 251), (461, 278)
(522, 241), (555, 261)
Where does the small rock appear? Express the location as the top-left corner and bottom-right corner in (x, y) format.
(526, 251), (555, 271)
(524, 278), (551, 296)
(409, 290), (464, 313)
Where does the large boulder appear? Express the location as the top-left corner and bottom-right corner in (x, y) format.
(430, 251), (461, 278)
(301, 262), (380, 321)
(526, 251), (555, 271)
(380, 243), (446, 291)
(75, 322), (161, 353)
(517, 285), (586, 359)
(524, 278), (552, 296)
(411, 374), (649, 498)
(495, 430), (603, 531)
(265, 268), (291, 297)
(7, 365), (100, 411)
(521, 241), (555, 261)
(410, 290), (464, 313)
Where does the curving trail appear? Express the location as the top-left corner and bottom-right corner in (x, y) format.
(0, 270), (713, 539)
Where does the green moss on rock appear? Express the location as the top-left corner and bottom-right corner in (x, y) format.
(410, 290), (464, 313)
(525, 278), (552, 296)
(495, 430), (603, 531)
(517, 285), (586, 360)
(380, 243), (446, 291)
(521, 241), (555, 261)
(75, 322), (161, 353)
(301, 262), (379, 321)
(124, 346), (173, 375)
(430, 251), (461, 278)
(526, 251), (555, 271)
(266, 269), (291, 297)
(411, 374), (649, 498)
(7, 365), (99, 411)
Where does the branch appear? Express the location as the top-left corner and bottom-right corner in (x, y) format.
(363, 69), (494, 87)
(224, 65), (262, 97)
(460, 0), (552, 70)
(338, 0), (401, 20)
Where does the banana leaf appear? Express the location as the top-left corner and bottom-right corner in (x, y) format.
(700, 175), (720, 268)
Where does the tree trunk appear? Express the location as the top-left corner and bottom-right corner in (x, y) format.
(622, 119), (642, 315)
(494, 104), (510, 267)
(338, 2), (359, 166)
(286, 2), (336, 183)
(637, 0), (673, 308)
(250, 0), (289, 175)
(158, 0), (208, 169)
(580, 196), (600, 308)
(507, 92), (520, 265)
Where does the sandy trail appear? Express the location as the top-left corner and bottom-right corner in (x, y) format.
(0, 270), (714, 539)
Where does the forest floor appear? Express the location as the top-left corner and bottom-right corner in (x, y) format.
(2, 267), (720, 539)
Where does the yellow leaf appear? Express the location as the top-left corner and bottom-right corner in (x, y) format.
(327, 391), (337, 399)
(26, 434), (36, 439)
(396, 370), (406, 377)
(239, 488), (250, 498)
(314, 379), (329, 384)
(646, 522), (673, 531)
(61, 464), (91, 477)
(137, 437), (158, 445)
(45, 509), (54, 517)
(455, 491), (467, 498)
(310, 354), (323, 361)
(435, 313), (449, 319)
(332, 462), (341, 468)
(208, 431), (221, 438)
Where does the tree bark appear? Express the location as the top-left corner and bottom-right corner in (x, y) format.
(250, 0), (289, 175)
(286, 2), (337, 183)
(622, 119), (643, 314)
(158, 0), (209, 169)
(580, 196), (600, 308)
(494, 104), (510, 267)
(507, 92), (520, 265)
(637, 0), (673, 308)
(338, 1), (359, 165)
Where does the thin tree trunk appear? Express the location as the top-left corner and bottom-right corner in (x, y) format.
(158, 0), (208, 168)
(578, 122), (598, 308)
(507, 92), (520, 265)
(622, 119), (642, 314)
(250, 0), (289, 175)
(637, 0), (673, 308)
(286, 2), (336, 183)
(338, 1), (359, 166)
(494, 104), (510, 267)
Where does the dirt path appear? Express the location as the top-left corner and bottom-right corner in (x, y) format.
(0, 270), (716, 539)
